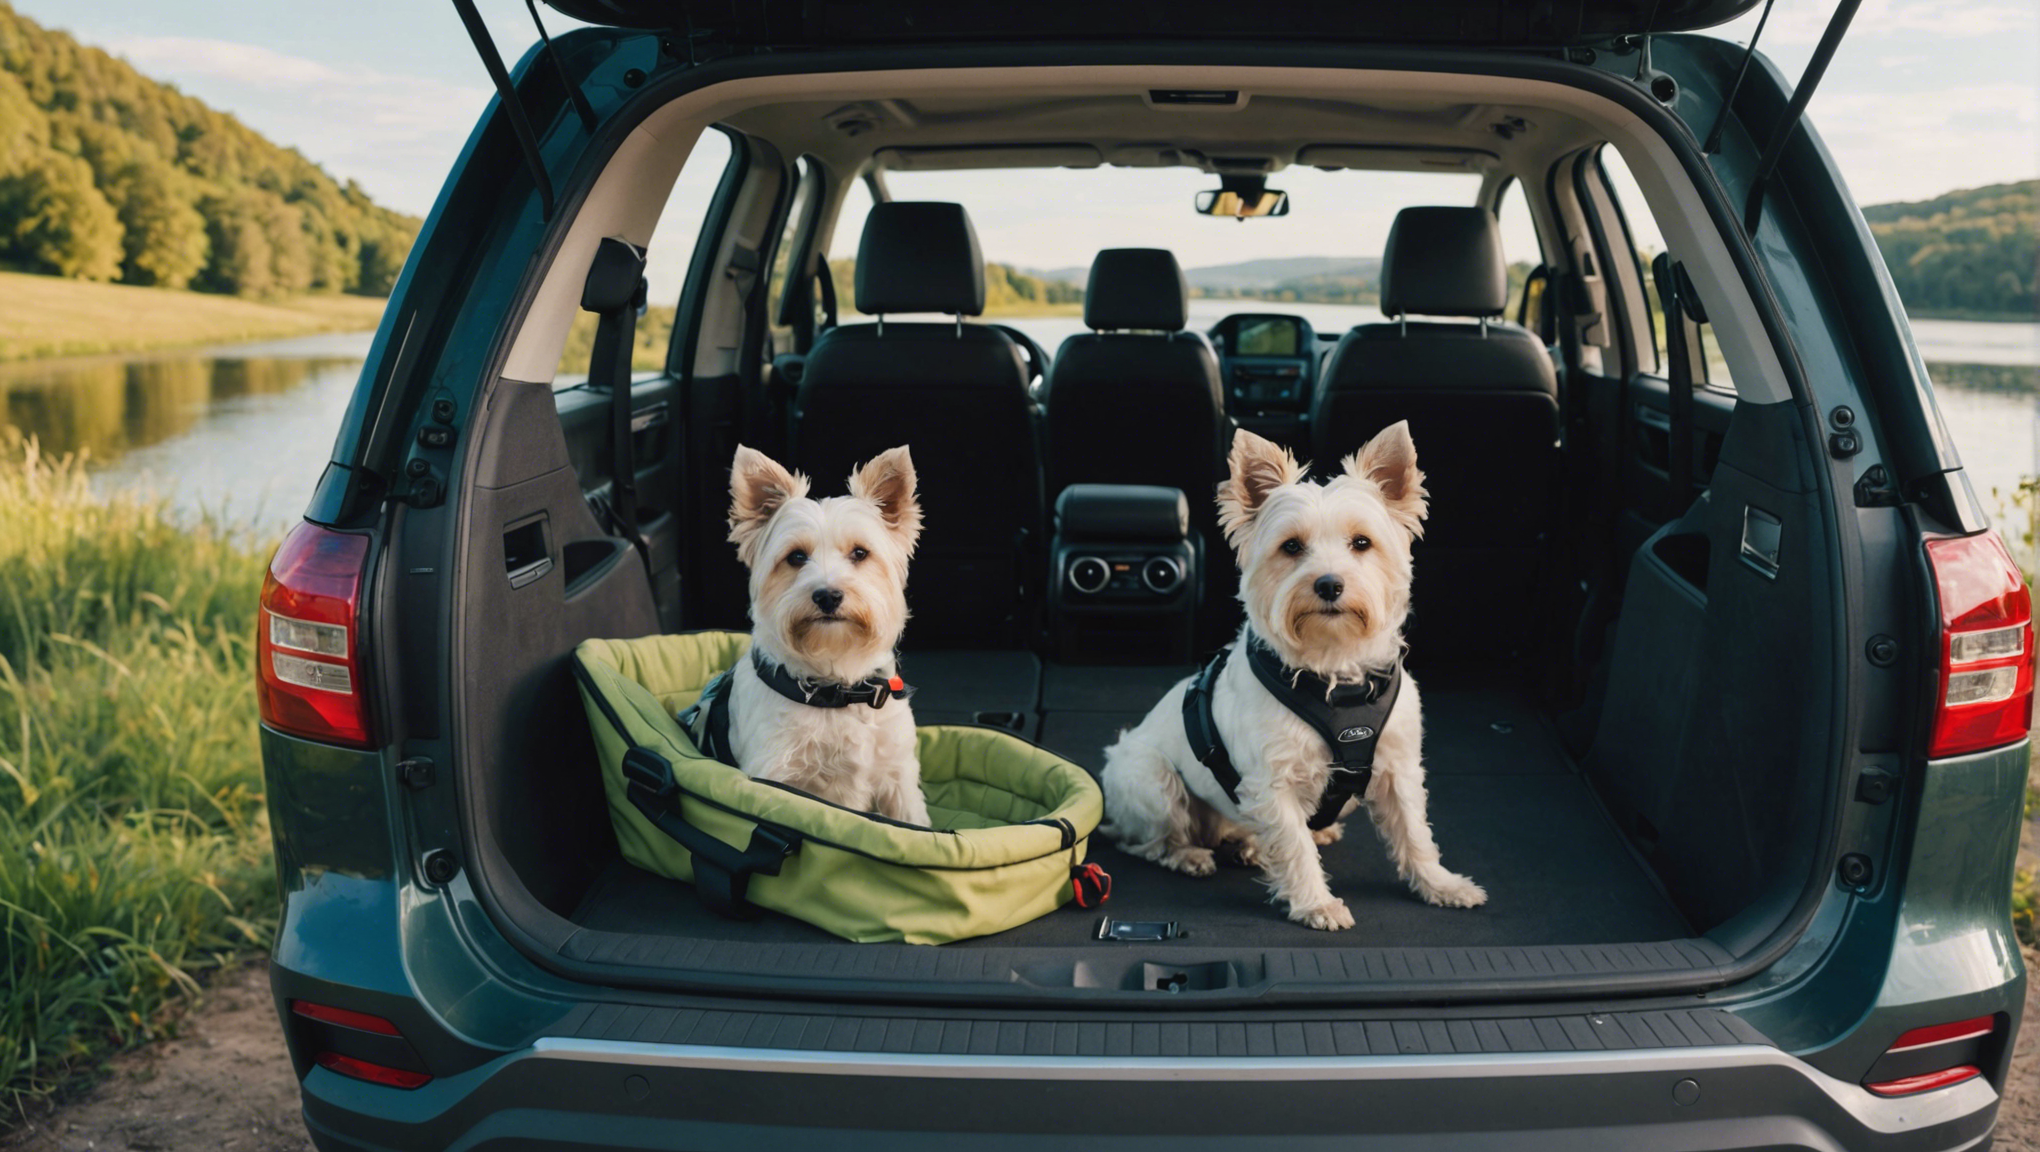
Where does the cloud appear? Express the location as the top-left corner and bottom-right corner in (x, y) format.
(1729, 0), (2037, 46)
(100, 35), (492, 214)
(1811, 81), (2040, 202)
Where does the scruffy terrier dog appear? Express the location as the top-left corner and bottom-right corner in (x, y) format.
(1100, 424), (1484, 930)
(715, 444), (929, 825)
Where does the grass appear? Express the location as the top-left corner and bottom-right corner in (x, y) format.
(0, 271), (387, 362)
(0, 430), (276, 1122)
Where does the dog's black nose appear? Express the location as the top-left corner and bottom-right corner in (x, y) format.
(1313, 575), (1344, 602)
(812, 587), (844, 613)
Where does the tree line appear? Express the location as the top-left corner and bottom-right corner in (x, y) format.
(1861, 180), (2036, 320)
(0, 3), (419, 297)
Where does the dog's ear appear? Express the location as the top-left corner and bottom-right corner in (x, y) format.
(728, 444), (809, 564)
(847, 445), (922, 555)
(1217, 428), (1304, 549)
(1345, 420), (1429, 538)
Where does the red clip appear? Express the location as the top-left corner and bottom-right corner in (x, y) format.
(887, 675), (905, 693)
(1071, 862), (1112, 908)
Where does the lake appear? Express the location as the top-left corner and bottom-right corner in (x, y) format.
(2, 306), (2034, 537)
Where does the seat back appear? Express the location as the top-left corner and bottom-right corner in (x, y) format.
(1043, 249), (1226, 510)
(1311, 207), (1559, 660)
(793, 202), (1039, 646)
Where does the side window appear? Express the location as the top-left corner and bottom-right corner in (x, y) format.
(555, 128), (735, 387)
(767, 158), (817, 348)
(829, 175), (877, 317)
(1496, 179), (1542, 333)
(1598, 146), (1735, 393)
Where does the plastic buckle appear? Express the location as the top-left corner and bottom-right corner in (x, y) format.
(620, 748), (677, 798)
(1071, 862), (1113, 908)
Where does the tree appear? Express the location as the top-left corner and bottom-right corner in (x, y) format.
(106, 159), (207, 287)
(196, 189), (274, 296)
(0, 151), (122, 280)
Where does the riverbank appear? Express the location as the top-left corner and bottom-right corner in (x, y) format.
(0, 434), (277, 1121)
(0, 273), (388, 363)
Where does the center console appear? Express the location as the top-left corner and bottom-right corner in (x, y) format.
(1212, 312), (1319, 450)
(1049, 484), (1198, 663)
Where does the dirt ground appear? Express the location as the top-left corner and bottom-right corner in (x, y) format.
(2, 962), (311, 1152)
(3, 951), (2038, 1151)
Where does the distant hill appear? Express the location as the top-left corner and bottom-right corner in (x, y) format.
(1862, 180), (2036, 320)
(1185, 256), (1380, 294)
(0, 2), (418, 297)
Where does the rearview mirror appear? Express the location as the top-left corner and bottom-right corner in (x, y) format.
(1195, 188), (1289, 218)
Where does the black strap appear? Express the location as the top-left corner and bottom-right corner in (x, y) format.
(583, 237), (649, 566)
(1653, 253), (1700, 510)
(620, 747), (801, 920)
(1180, 637), (1401, 829)
(748, 648), (907, 710)
(1182, 646), (1242, 804)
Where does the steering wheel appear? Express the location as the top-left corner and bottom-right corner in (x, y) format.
(990, 324), (1053, 393)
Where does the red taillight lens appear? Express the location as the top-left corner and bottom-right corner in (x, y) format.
(1863, 1015), (1998, 1097)
(292, 1000), (402, 1036)
(315, 1052), (431, 1090)
(1925, 532), (2033, 758)
(258, 523), (372, 748)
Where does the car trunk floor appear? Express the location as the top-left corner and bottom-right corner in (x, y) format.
(569, 670), (1692, 953)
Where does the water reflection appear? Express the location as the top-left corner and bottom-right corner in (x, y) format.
(0, 333), (372, 534)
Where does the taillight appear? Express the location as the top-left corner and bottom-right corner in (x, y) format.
(1862, 1016), (1997, 1097)
(258, 523), (373, 748)
(291, 1001), (431, 1090)
(1925, 532), (2033, 758)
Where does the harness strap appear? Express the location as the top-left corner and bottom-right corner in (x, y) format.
(619, 746), (801, 920)
(749, 648), (908, 709)
(678, 668), (738, 767)
(1181, 646), (1242, 804)
(1179, 637), (1402, 829)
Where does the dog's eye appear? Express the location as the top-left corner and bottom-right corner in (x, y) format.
(849, 546), (869, 563)
(785, 549), (808, 568)
(1280, 538), (1304, 557)
(1351, 535), (1372, 552)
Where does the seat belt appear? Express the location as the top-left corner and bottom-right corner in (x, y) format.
(583, 237), (649, 566)
(1652, 253), (1700, 510)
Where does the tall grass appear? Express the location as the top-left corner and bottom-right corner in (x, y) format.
(0, 430), (276, 1120)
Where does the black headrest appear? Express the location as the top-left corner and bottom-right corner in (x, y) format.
(1379, 207), (1508, 318)
(1084, 248), (1188, 331)
(855, 202), (985, 315)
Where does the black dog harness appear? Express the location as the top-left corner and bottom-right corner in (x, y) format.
(681, 648), (908, 767)
(1181, 638), (1401, 830)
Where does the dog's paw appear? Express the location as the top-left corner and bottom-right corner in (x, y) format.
(1215, 838), (1261, 868)
(1160, 846), (1218, 877)
(1290, 898), (1355, 931)
(1310, 822), (1345, 846)
(1416, 871), (1488, 908)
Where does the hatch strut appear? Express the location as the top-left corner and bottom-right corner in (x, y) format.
(523, 0), (598, 132)
(450, 0), (558, 220)
(1701, 0), (1776, 154)
(1741, 0), (1863, 234)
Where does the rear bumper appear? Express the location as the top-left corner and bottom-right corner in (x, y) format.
(297, 1038), (1999, 1152)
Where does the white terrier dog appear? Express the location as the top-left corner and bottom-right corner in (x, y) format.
(1099, 424), (1484, 930)
(693, 443), (929, 825)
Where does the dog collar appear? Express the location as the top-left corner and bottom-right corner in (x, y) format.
(750, 648), (908, 710)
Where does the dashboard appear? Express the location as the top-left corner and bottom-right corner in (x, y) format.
(1207, 312), (1334, 446)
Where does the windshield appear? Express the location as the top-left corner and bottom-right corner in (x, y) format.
(830, 165), (1540, 334)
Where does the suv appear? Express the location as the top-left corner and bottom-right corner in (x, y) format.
(257, 2), (2030, 1148)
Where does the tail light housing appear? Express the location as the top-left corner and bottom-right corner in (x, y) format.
(1924, 531), (2032, 758)
(259, 523), (373, 748)
(291, 1000), (431, 1090)
(1862, 1015), (1998, 1097)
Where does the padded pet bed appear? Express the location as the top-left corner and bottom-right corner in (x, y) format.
(573, 631), (1105, 944)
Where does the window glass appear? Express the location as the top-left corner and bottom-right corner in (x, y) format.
(556, 128), (734, 386)
(824, 165), (1491, 339)
(1496, 179), (1541, 325)
(767, 158), (816, 345)
(1599, 146), (1734, 392)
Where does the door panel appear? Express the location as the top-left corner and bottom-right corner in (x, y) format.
(555, 376), (685, 630)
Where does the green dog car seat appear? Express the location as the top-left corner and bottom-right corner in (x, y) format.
(573, 632), (1107, 944)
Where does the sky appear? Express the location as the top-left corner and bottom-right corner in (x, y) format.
(17, 0), (2039, 279)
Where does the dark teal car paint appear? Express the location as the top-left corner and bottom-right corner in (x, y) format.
(260, 17), (2026, 1150)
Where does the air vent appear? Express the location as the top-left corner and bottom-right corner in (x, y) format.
(1149, 89), (1238, 106)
